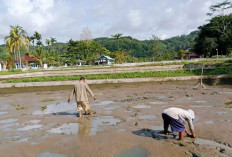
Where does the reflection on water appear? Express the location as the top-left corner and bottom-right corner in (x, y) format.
(33, 101), (115, 116)
(18, 125), (43, 131)
(132, 126), (176, 140)
(204, 78), (232, 86)
(139, 115), (156, 120)
(48, 123), (79, 135)
(0, 112), (8, 115)
(91, 116), (120, 135)
(194, 100), (208, 103)
(150, 101), (168, 105)
(115, 148), (149, 157)
(205, 121), (214, 124)
(37, 152), (67, 157)
(191, 105), (212, 108)
(0, 123), (19, 130)
(93, 101), (114, 106)
(48, 116), (120, 136)
(33, 102), (76, 115)
(0, 118), (18, 124)
(134, 104), (151, 109)
(194, 138), (232, 150)
(0, 104), (10, 110)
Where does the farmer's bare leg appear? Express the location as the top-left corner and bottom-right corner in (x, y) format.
(77, 102), (84, 117)
(83, 101), (92, 115)
(179, 132), (185, 140)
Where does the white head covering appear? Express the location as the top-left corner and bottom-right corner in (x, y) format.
(187, 109), (195, 120)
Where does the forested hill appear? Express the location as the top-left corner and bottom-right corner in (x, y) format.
(163, 31), (199, 52)
(94, 31), (199, 58)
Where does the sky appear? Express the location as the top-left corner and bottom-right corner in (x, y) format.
(0, 0), (223, 44)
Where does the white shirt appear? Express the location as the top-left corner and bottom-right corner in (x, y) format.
(163, 107), (194, 132)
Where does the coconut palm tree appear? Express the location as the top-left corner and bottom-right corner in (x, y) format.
(4, 25), (30, 69)
(45, 39), (51, 47)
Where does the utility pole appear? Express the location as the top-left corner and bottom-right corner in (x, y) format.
(216, 49), (218, 59)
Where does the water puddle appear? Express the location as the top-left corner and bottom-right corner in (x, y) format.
(191, 105), (213, 108)
(17, 138), (30, 143)
(33, 102), (76, 115)
(48, 123), (79, 135)
(93, 101), (114, 106)
(18, 125), (43, 131)
(105, 106), (119, 111)
(134, 104), (151, 109)
(195, 100), (208, 103)
(150, 101), (168, 105)
(115, 148), (149, 157)
(117, 128), (127, 132)
(0, 111), (8, 115)
(132, 126), (176, 140)
(139, 115), (156, 120)
(0, 123), (20, 130)
(48, 116), (121, 136)
(216, 111), (228, 116)
(157, 95), (168, 99)
(194, 138), (232, 150)
(104, 106), (119, 114)
(0, 104), (10, 109)
(0, 118), (18, 124)
(205, 121), (214, 124)
(91, 116), (120, 135)
(37, 152), (67, 157)
(27, 120), (41, 124)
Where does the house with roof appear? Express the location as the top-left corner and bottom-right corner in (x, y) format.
(184, 52), (201, 59)
(15, 56), (39, 69)
(96, 55), (114, 65)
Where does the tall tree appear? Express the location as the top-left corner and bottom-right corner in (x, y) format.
(4, 25), (30, 69)
(111, 33), (123, 50)
(30, 31), (44, 67)
(207, 0), (232, 35)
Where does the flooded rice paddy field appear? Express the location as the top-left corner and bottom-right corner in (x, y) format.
(0, 79), (232, 157)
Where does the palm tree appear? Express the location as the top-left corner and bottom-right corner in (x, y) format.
(111, 33), (123, 50)
(50, 37), (56, 46)
(30, 31), (44, 67)
(4, 25), (30, 69)
(34, 31), (41, 41)
(45, 39), (51, 47)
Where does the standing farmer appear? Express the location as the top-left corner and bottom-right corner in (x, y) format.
(68, 77), (96, 117)
(162, 107), (196, 140)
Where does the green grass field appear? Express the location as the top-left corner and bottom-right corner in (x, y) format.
(3, 68), (232, 83)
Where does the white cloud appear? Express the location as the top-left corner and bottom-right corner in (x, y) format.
(0, 0), (224, 44)
(128, 10), (142, 27)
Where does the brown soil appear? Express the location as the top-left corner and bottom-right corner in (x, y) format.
(0, 80), (232, 157)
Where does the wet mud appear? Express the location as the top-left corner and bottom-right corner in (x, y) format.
(0, 80), (232, 157)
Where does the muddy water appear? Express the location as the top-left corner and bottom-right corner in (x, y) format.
(0, 80), (232, 157)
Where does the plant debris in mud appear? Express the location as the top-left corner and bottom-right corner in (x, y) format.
(225, 101), (232, 109)
(11, 104), (29, 110)
(16, 106), (28, 110)
(41, 106), (47, 111)
(40, 98), (56, 102)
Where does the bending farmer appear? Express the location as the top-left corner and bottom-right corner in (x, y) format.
(162, 107), (196, 140)
(68, 77), (96, 117)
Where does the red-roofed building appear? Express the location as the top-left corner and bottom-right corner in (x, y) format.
(184, 52), (201, 59)
(15, 56), (39, 69)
